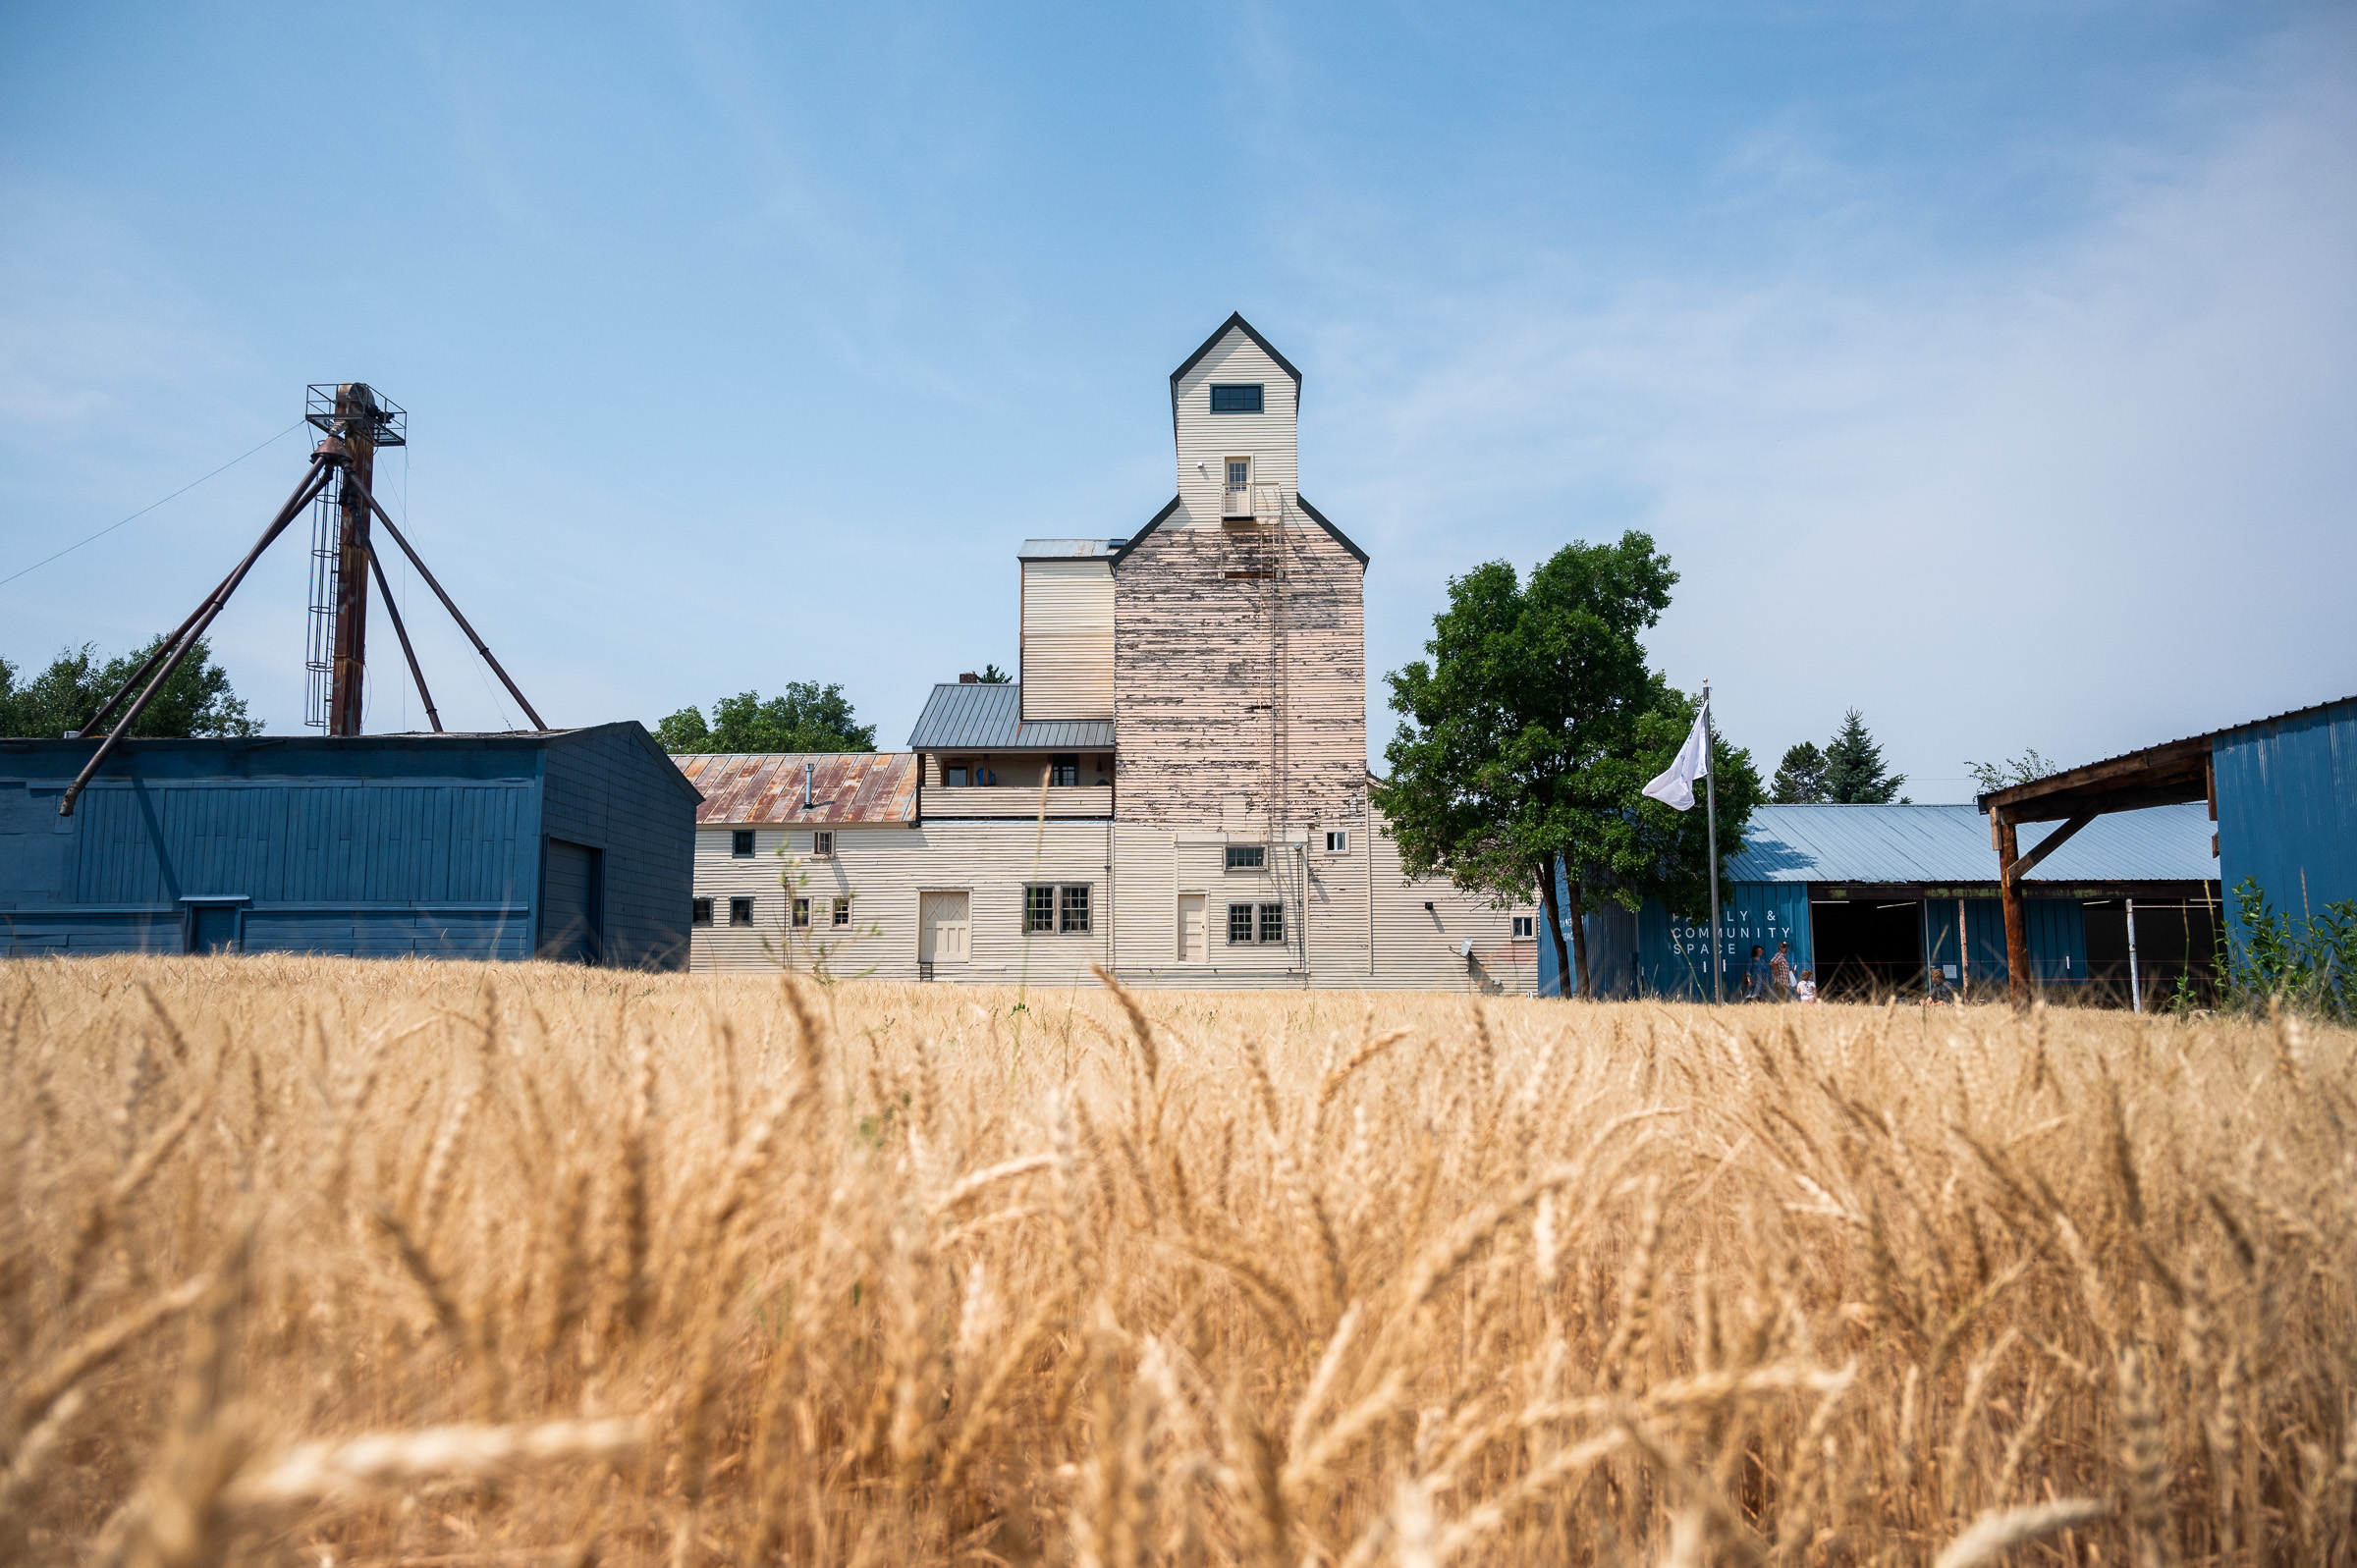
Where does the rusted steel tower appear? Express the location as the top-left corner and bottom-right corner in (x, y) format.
(58, 382), (546, 815)
(304, 384), (405, 734)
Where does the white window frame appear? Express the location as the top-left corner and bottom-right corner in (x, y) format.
(1512, 915), (1535, 939)
(1324, 830), (1349, 853)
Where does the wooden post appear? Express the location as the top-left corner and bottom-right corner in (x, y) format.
(327, 384), (378, 735)
(1998, 813), (2032, 1009)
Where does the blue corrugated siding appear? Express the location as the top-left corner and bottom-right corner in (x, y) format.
(538, 724), (698, 969)
(1919, 894), (2082, 986)
(2216, 699), (2357, 940)
(66, 782), (531, 904)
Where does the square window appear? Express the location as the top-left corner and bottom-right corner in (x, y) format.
(1050, 754), (1079, 787)
(1025, 884), (1057, 934)
(728, 897), (754, 927)
(812, 830), (835, 858)
(1060, 884), (1090, 934)
(731, 830), (755, 857)
(1258, 902), (1285, 945)
(1210, 384), (1264, 412)
(1228, 903), (1255, 945)
(1325, 830), (1349, 853)
(792, 897), (810, 928)
(1512, 915), (1535, 939)
(1225, 844), (1266, 872)
(691, 897), (713, 928)
(833, 897), (850, 927)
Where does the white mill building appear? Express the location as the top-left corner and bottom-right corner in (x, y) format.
(678, 314), (1535, 991)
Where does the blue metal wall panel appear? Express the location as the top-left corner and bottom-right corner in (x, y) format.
(2216, 699), (2357, 939)
(1633, 885), (1811, 1000)
(537, 725), (698, 969)
(65, 782), (532, 904)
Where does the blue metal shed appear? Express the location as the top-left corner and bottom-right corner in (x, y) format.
(0, 724), (699, 965)
(1541, 801), (2217, 1001)
(1975, 694), (2356, 1001)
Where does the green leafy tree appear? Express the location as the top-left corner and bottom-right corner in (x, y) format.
(1375, 533), (1758, 998)
(974, 664), (1012, 684)
(1822, 708), (1905, 803)
(656, 682), (875, 754)
(1, 639), (258, 738)
(1772, 741), (1829, 804)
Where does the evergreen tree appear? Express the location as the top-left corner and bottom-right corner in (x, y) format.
(1, 639), (258, 738)
(973, 664), (1012, 683)
(1771, 741), (1829, 803)
(655, 682), (875, 754)
(1821, 708), (1904, 803)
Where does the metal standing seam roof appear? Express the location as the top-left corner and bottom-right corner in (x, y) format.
(673, 752), (917, 825)
(1018, 538), (1127, 560)
(905, 683), (1117, 751)
(1725, 802), (2217, 885)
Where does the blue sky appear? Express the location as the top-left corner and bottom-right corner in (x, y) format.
(4, 3), (2352, 799)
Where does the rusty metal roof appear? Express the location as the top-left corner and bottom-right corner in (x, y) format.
(673, 752), (917, 825)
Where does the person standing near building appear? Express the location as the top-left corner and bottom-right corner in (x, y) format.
(1742, 944), (1769, 1001)
(1770, 941), (1793, 1000)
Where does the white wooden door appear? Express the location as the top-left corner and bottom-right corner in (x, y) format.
(919, 892), (970, 965)
(1178, 894), (1205, 961)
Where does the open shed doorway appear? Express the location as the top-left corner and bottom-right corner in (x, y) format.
(1809, 896), (1923, 1000)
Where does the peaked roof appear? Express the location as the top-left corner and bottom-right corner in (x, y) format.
(673, 752), (916, 825)
(1108, 493), (1367, 569)
(905, 683), (1116, 751)
(1169, 311), (1303, 390)
(1725, 802), (2215, 885)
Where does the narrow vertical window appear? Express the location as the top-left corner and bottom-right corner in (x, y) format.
(1258, 903), (1286, 944)
(812, 830), (835, 858)
(792, 897), (810, 928)
(833, 897), (851, 927)
(1025, 884), (1056, 934)
(1228, 903), (1254, 945)
(1060, 884), (1091, 934)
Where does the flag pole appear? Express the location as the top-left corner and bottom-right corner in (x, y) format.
(1704, 680), (1722, 1004)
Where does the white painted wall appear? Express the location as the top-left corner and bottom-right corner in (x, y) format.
(1019, 558), (1116, 720)
(1171, 328), (1299, 528)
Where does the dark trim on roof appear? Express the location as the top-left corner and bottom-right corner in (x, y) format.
(1109, 496), (1182, 568)
(1975, 693), (2357, 822)
(1169, 312), (1302, 391)
(1291, 494), (1369, 567)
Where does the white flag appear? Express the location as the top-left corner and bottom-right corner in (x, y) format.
(1642, 705), (1711, 812)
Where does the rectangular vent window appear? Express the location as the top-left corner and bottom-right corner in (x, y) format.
(1225, 844), (1266, 872)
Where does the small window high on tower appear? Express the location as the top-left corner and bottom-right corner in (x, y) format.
(1210, 384), (1263, 412)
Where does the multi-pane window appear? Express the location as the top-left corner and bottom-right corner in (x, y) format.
(1227, 459), (1250, 487)
(792, 897), (811, 928)
(728, 897), (754, 927)
(1512, 915), (1535, 939)
(1025, 884), (1090, 934)
(833, 897), (851, 927)
(731, 830), (755, 857)
(812, 830), (835, 858)
(1225, 844), (1266, 872)
(1227, 902), (1287, 945)
(1325, 830), (1349, 853)
(691, 897), (713, 928)
(1050, 754), (1079, 787)
(1210, 384), (1264, 412)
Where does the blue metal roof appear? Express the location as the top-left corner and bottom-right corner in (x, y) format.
(1725, 802), (2215, 885)
(905, 683), (1117, 751)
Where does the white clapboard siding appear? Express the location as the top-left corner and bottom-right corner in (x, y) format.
(1020, 559), (1115, 720)
(1171, 329), (1299, 527)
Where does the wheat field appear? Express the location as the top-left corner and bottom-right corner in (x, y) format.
(2, 956), (2352, 1567)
